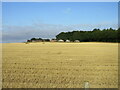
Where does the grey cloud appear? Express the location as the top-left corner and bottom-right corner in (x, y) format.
(2, 24), (74, 43)
(2, 23), (118, 43)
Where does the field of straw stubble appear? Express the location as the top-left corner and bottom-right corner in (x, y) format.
(2, 42), (118, 88)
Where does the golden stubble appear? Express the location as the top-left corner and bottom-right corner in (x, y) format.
(2, 42), (118, 88)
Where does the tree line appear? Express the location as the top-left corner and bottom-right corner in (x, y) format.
(27, 38), (50, 42)
(56, 28), (119, 42)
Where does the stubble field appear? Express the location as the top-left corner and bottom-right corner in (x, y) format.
(2, 42), (118, 88)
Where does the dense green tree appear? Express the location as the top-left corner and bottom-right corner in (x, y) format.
(56, 28), (118, 42)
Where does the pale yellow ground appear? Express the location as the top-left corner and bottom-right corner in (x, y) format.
(2, 42), (118, 88)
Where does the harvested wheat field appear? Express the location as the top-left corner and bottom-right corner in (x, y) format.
(2, 42), (118, 88)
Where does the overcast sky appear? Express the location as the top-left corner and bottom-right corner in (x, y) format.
(2, 2), (118, 43)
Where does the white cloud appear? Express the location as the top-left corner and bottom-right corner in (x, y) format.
(63, 8), (72, 14)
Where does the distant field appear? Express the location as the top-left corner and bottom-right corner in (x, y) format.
(2, 42), (118, 88)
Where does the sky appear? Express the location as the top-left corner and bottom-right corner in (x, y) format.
(2, 2), (118, 43)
